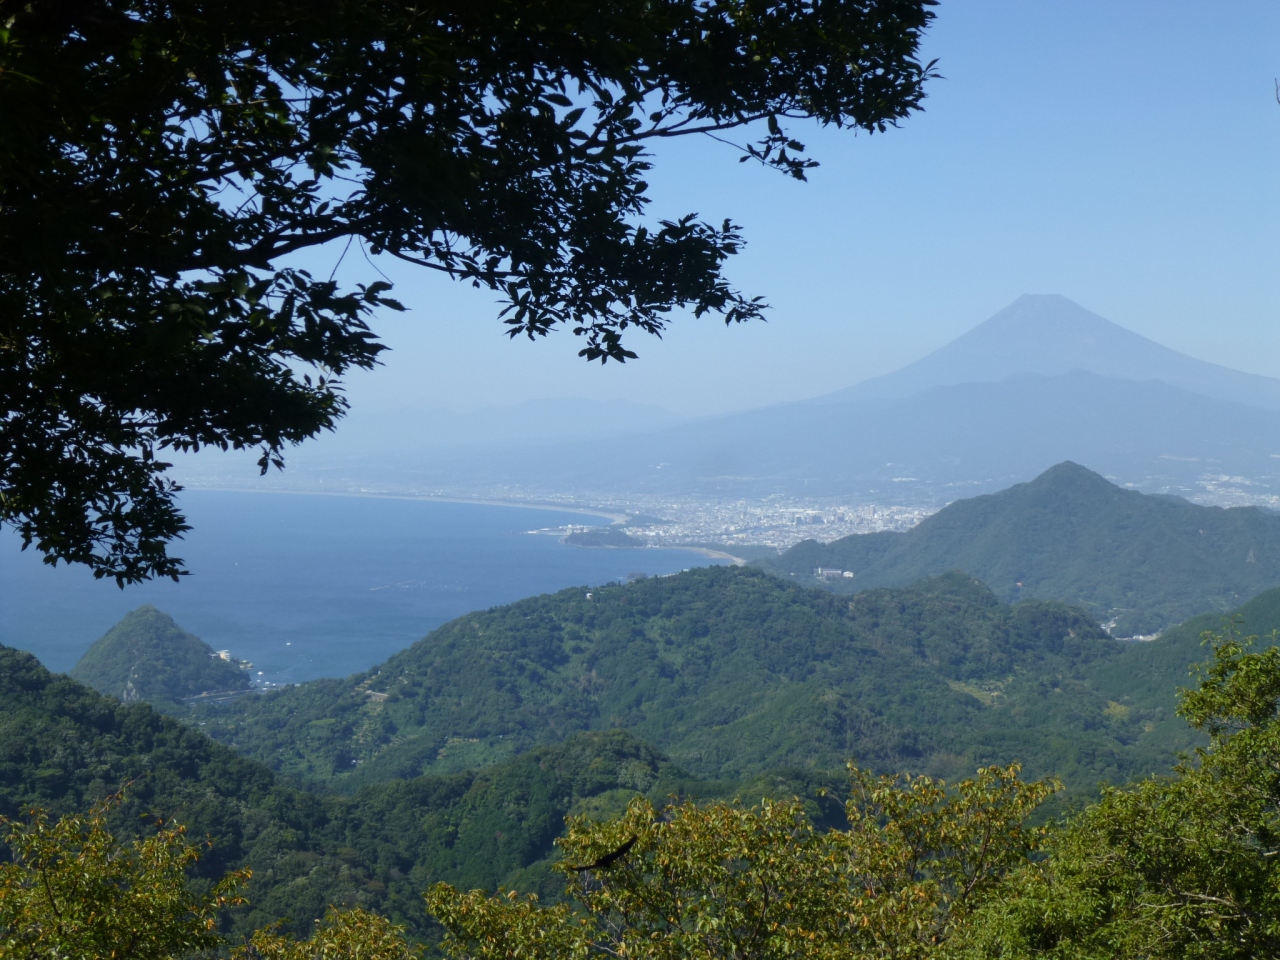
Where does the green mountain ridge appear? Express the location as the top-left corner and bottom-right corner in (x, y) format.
(2, 642), (780, 939)
(1086, 581), (1280, 714)
(758, 461), (1280, 634)
(191, 566), (1182, 800)
(70, 605), (251, 705)
(14, 575), (1280, 942)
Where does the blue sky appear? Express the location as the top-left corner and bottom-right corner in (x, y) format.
(324, 1), (1280, 418)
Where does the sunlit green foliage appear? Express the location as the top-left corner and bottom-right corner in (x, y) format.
(234, 907), (421, 960)
(428, 763), (1056, 960)
(0, 794), (246, 960)
(0, 797), (425, 959)
(959, 631), (1280, 959)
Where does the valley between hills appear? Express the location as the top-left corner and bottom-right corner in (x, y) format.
(8, 460), (1280, 941)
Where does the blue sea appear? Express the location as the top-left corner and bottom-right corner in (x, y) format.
(0, 491), (722, 683)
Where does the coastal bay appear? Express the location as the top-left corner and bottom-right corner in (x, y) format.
(0, 491), (724, 683)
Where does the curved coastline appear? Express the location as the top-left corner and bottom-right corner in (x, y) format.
(183, 484), (630, 524)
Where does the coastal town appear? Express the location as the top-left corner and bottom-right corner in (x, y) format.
(536, 497), (935, 554)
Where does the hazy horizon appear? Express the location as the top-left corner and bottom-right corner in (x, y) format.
(174, 292), (1280, 521)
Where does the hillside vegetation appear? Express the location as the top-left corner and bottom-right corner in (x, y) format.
(4, 643), (789, 939)
(13, 574), (1280, 947)
(12, 632), (1280, 960)
(1085, 582), (1280, 713)
(759, 461), (1280, 634)
(70, 605), (250, 705)
(193, 566), (1184, 799)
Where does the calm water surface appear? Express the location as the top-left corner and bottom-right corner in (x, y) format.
(0, 491), (721, 682)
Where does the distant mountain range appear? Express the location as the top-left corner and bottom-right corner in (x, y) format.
(209, 294), (1280, 507)
(408, 370), (1280, 503)
(759, 462), (1280, 634)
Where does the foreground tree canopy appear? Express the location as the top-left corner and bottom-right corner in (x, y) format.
(430, 763), (1055, 960)
(6, 632), (1280, 958)
(958, 631), (1280, 959)
(0, 0), (937, 582)
(0, 798), (247, 960)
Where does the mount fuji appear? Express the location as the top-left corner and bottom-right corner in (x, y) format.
(828, 294), (1280, 410)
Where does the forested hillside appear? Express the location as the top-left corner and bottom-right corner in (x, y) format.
(70, 605), (251, 705)
(759, 461), (1280, 633)
(11, 575), (1280, 946)
(193, 565), (1181, 798)
(0, 643), (332, 932)
(1085, 582), (1280, 715)
(1, 643), (776, 939)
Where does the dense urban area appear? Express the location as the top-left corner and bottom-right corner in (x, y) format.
(540, 498), (934, 552)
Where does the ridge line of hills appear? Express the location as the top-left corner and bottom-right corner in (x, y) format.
(62, 460), (1280, 798)
(186, 568), (1145, 792)
(16, 504), (1280, 939)
(69, 550), (1275, 805)
(758, 461), (1280, 634)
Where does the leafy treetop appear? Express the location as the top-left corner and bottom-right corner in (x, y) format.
(0, 0), (937, 583)
(0, 793), (247, 960)
(428, 763), (1056, 960)
(959, 630), (1280, 959)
